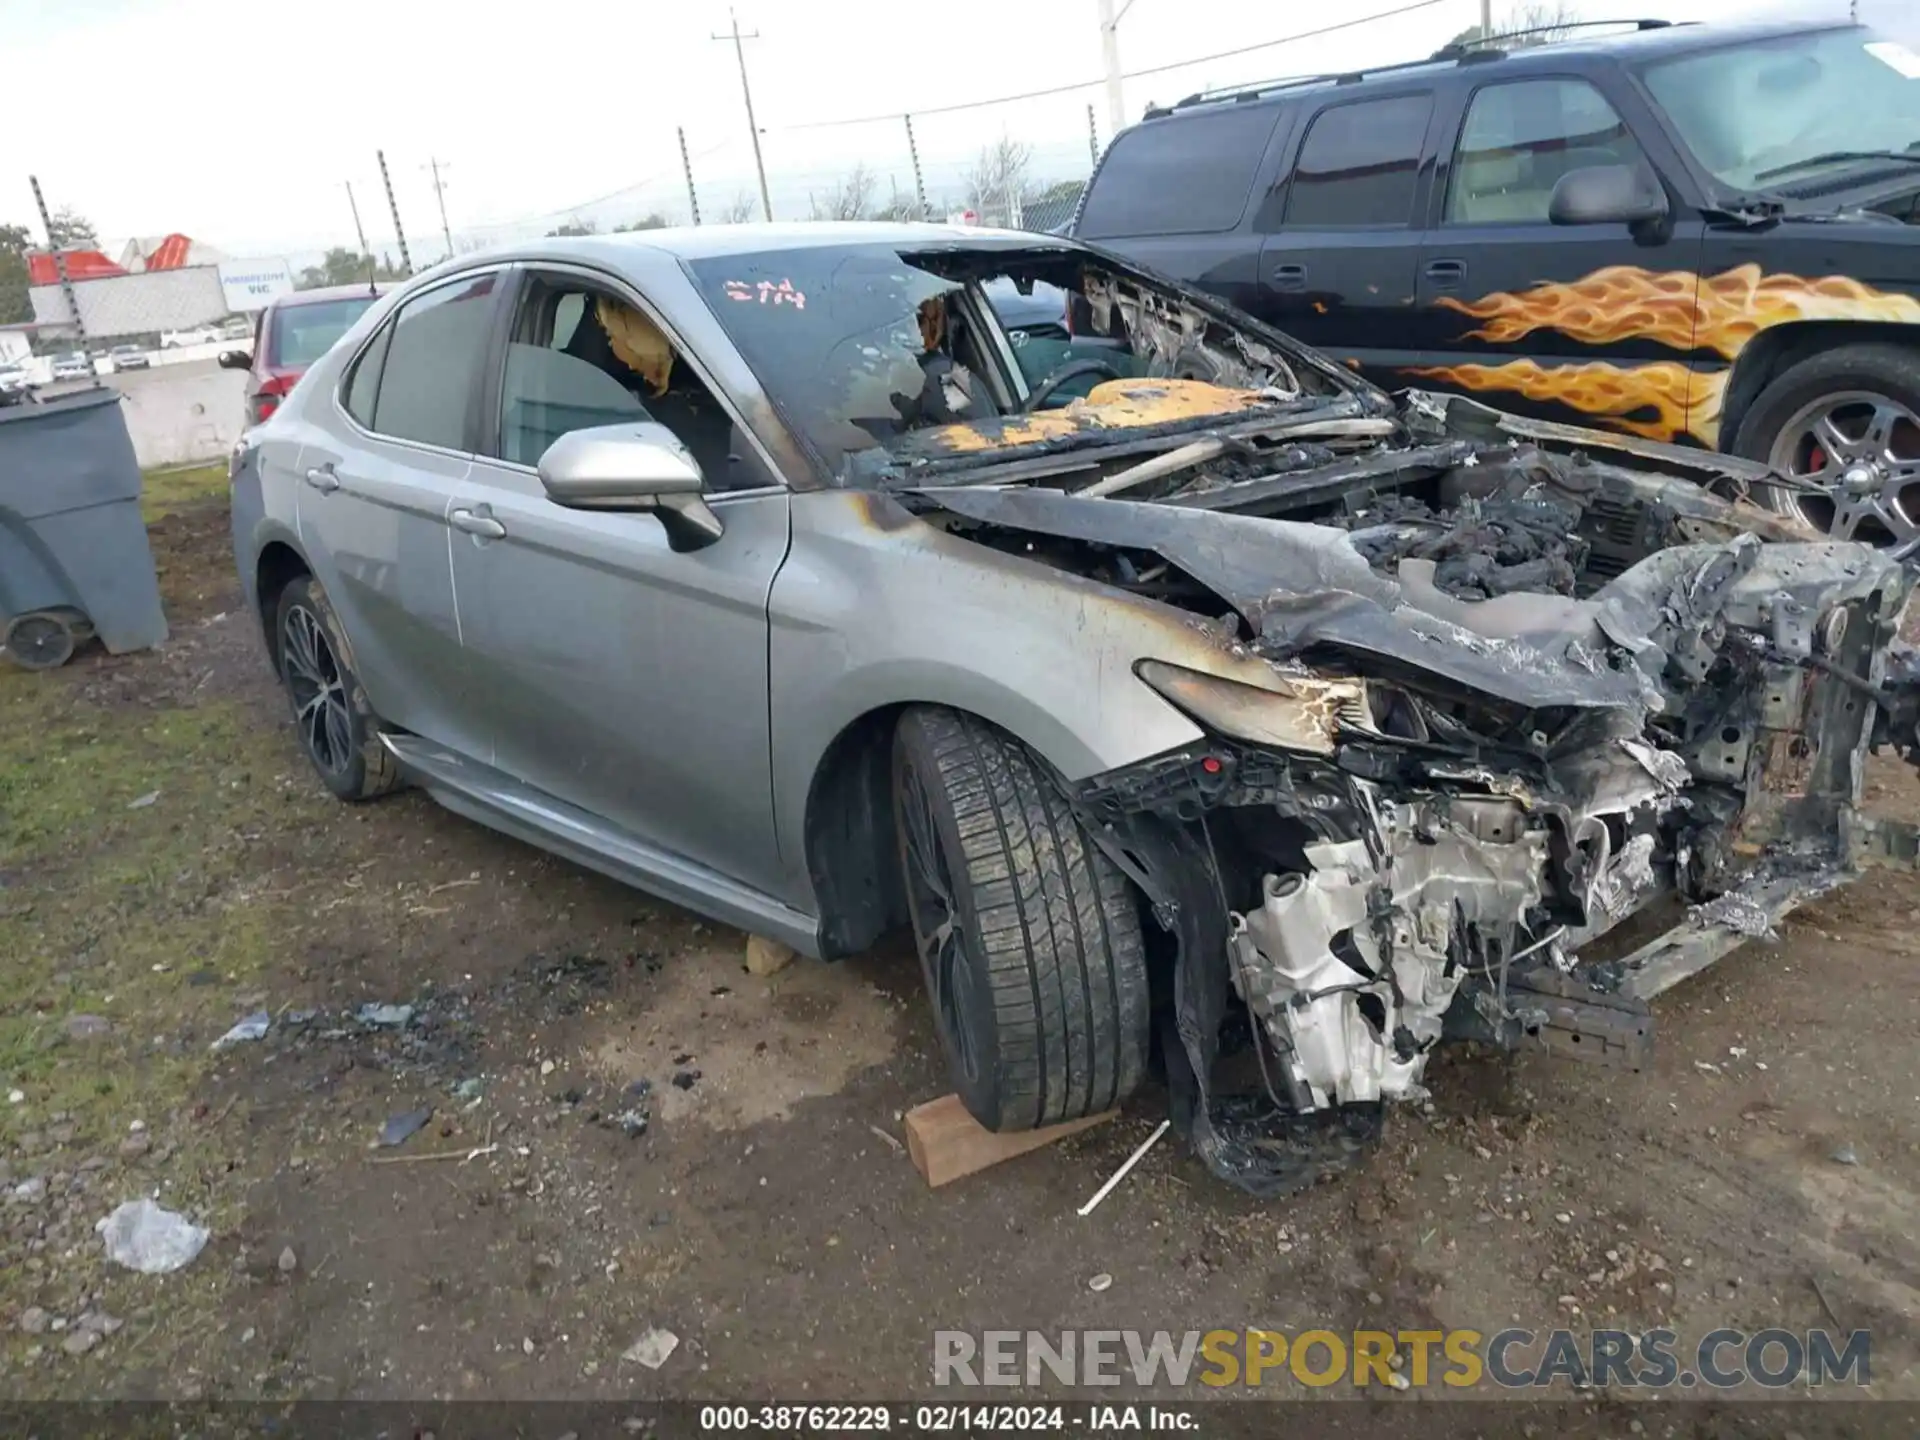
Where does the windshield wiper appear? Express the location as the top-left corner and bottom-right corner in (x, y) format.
(1754, 149), (1920, 183)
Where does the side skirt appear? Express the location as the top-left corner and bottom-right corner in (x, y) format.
(380, 733), (822, 958)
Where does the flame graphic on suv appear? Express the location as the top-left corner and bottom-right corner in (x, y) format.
(1406, 264), (1920, 444)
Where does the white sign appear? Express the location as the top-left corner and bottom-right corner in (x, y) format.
(217, 258), (295, 313)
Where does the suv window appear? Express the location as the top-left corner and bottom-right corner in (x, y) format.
(363, 274), (498, 450)
(1285, 93), (1433, 228)
(1077, 107), (1280, 238)
(498, 275), (755, 489)
(1447, 78), (1642, 224)
(1641, 27), (1920, 192)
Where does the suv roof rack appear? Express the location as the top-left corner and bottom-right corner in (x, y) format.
(1147, 18), (1675, 118)
(1434, 17), (1673, 58)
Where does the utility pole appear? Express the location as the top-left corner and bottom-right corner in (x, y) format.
(713, 9), (773, 222)
(423, 158), (454, 259)
(1096, 0), (1128, 137)
(904, 114), (929, 220)
(678, 127), (702, 226)
(29, 174), (87, 356)
(345, 182), (371, 255)
(377, 149), (414, 277)
(1480, 0), (1492, 38)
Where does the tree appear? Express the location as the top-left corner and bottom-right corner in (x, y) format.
(45, 207), (98, 251)
(0, 223), (33, 325)
(808, 163), (878, 222)
(1446, 1), (1581, 49)
(547, 219), (598, 237)
(966, 137), (1036, 222)
(297, 247), (406, 290)
(612, 213), (669, 232)
(717, 192), (759, 224)
(873, 181), (927, 222)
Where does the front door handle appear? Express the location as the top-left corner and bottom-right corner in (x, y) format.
(1271, 263), (1308, 292)
(303, 464), (340, 493)
(1423, 258), (1466, 291)
(450, 507), (507, 540)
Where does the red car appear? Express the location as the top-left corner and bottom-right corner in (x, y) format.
(221, 284), (389, 426)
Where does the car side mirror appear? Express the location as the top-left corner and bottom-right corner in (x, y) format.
(217, 349), (251, 370)
(537, 421), (724, 552)
(1548, 164), (1669, 227)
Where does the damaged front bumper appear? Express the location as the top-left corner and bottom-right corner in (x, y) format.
(1072, 536), (1920, 1198)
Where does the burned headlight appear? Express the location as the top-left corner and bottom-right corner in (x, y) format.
(1136, 659), (1373, 755)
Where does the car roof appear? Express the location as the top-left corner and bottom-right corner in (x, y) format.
(444, 220), (1056, 271)
(1150, 19), (1860, 115)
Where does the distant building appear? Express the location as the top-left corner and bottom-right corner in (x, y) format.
(27, 233), (277, 340)
(119, 234), (228, 272)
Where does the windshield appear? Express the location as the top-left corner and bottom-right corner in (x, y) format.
(1641, 27), (1920, 193)
(687, 244), (1317, 479)
(269, 296), (377, 368)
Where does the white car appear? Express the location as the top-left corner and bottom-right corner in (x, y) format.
(160, 326), (220, 348)
(49, 352), (93, 381)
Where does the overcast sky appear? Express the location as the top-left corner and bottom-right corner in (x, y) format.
(6, 0), (1889, 263)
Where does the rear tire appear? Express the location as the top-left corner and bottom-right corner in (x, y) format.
(891, 706), (1149, 1132)
(274, 576), (401, 802)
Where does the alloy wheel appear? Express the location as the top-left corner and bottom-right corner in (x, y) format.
(898, 761), (979, 1084)
(1767, 390), (1920, 558)
(281, 603), (353, 775)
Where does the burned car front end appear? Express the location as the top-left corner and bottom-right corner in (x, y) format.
(700, 230), (1920, 1196)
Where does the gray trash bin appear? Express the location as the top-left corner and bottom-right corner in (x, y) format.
(0, 388), (168, 670)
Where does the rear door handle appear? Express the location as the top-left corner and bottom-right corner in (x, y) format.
(1423, 258), (1466, 290)
(1271, 263), (1308, 292)
(303, 464), (340, 493)
(450, 507), (507, 540)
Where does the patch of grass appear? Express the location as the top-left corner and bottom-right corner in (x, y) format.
(141, 462), (229, 522)
(0, 487), (336, 1390)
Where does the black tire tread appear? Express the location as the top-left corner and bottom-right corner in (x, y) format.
(277, 576), (401, 803)
(896, 706), (1147, 1131)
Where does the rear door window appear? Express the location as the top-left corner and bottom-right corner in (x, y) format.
(361, 274), (499, 451)
(1284, 93), (1434, 228)
(342, 321), (393, 429)
(1077, 106), (1281, 238)
(1446, 78), (1643, 223)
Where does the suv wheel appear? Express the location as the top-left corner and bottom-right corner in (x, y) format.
(891, 706), (1148, 1132)
(1735, 343), (1920, 556)
(274, 576), (400, 802)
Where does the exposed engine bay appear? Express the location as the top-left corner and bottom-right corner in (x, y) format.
(853, 251), (1920, 1195)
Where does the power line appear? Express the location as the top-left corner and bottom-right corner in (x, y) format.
(778, 0), (1451, 130)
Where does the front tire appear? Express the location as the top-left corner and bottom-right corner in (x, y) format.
(1734, 343), (1920, 555)
(274, 576), (400, 802)
(891, 706), (1149, 1132)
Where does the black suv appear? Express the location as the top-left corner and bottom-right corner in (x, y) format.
(1071, 20), (1920, 552)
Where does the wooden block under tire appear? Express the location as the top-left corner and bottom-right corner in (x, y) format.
(903, 1094), (1115, 1188)
(744, 934), (797, 976)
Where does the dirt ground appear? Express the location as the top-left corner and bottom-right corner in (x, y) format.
(4, 472), (1920, 1426)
